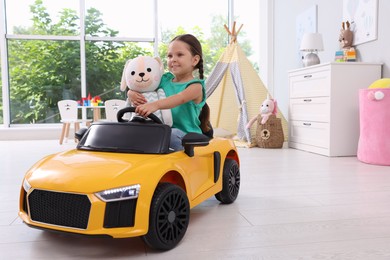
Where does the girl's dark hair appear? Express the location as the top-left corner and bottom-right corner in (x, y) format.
(199, 103), (213, 138)
(171, 34), (204, 79)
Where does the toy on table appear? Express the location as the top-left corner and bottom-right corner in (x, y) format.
(79, 94), (103, 107)
(120, 56), (172, 126)
(91, 95), (103, 106)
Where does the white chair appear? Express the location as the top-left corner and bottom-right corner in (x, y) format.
(57, 100), (92, 145)
(104, 99), (127, 122)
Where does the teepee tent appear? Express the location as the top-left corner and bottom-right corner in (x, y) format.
(206, 22), (288, 146)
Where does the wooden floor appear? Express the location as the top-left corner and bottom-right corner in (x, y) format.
(1, 140), (390, 259)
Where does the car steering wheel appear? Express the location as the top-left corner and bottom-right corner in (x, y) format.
(117, 106), (163, 124)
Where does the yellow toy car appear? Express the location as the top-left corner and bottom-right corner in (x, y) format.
(19, 107), (240, 250)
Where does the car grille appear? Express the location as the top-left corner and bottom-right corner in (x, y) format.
(28, 189), (91, 229)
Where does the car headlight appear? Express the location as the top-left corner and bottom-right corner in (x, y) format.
(23, 179), (31, 192)
(95, 184), (141, 202)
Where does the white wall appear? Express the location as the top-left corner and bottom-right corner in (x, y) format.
(273, 0), (389, 118)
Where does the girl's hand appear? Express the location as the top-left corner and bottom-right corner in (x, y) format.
(127, 90), (147, 106)
(135, 102), (159, 118)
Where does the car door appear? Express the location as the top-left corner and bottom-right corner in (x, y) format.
(178, 150), (217, 200)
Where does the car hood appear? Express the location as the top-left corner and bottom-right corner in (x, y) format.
(25, 149), (168, 193)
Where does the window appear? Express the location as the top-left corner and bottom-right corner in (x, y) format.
(158, 0), (229, 77)
(8, 39), (80, 124)
(3, 0), (156, 125)
(234, 0), (261, 71)
(85, 0), (154, 38)
(6, 0), (80, 36)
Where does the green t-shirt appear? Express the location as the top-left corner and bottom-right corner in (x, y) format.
(160, 72), (206, 134)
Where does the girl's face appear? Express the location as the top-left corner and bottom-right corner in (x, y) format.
(167, 40), (199, 77)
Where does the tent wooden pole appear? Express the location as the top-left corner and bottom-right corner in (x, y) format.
(224, 21), (244, 44)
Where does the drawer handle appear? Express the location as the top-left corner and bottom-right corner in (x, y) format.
(303, 122), (312, 126)
(303, 74), (312, 79)
(303, 99), (312, 102)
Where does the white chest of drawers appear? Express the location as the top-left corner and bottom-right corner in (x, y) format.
(288, 62), (382, 156)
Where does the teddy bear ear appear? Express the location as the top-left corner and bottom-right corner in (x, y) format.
(154, 56), (164, 74)
(120, 59), (132, 91)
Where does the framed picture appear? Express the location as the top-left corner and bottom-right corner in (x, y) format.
(343, 0), (378, 45)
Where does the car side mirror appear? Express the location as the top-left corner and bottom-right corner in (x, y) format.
(182, 133), (210, 157)
(75, 127), (88, 141)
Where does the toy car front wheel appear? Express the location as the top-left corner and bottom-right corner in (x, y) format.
(142, 183), (190, 250)
(215, 159), (240, 204)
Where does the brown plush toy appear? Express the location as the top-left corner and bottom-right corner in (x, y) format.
(339, 21), (353, 49)
(338, 21), (356, 61)
(246, 96), (284, 148)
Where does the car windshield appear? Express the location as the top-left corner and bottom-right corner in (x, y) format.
(77, 122), (171, 154)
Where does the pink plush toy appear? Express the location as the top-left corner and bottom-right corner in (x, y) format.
(246, 95), (278, 128)
(357, 88), (390, 165)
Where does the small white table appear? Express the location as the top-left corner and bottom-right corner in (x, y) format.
(78, 105), (105, 121)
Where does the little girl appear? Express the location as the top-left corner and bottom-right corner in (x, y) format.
(129, 34), (211, 151)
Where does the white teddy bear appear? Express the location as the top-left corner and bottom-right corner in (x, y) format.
(120, 56), (172, 126)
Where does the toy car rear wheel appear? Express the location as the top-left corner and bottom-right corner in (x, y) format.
(215, 159), (240, 204)
(142, 183), (190, 250)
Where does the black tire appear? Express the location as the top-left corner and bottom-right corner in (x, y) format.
(142, 183), (190, 250)
(215, 159), (240, 204)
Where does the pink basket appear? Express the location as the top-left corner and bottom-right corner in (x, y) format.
(357, 89), (390, 165)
